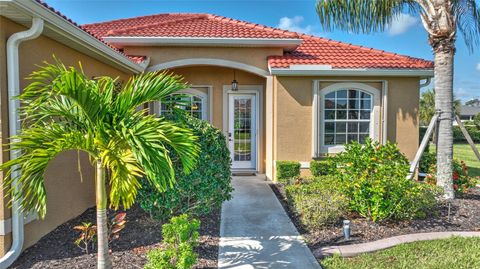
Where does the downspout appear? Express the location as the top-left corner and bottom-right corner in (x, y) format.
(0, 18), (44, 269)
(420, 78), (432, 88)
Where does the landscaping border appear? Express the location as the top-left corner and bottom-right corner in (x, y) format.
(315, 231), (480, 258)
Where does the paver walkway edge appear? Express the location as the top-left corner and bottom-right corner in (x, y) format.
(218, 176), (321, 269)
(315, 231), (480, 258)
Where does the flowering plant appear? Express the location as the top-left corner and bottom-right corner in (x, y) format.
(425, 159), (476, 195)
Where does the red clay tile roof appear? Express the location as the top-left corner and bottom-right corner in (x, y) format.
(83, 13), (433, 70)
(268, 35), (434, 69)
(34, 0), (147, 65)
(82, 13), (299, 39)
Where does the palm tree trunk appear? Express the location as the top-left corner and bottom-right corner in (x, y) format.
(96, 160), (112, 269)
(434, 49), (455, 200)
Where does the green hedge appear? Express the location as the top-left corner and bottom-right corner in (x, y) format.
(285, 176), (348, 229)
(420, 125), (480, 143)
(276, 161), (300, 184)
(310, 159), (336, 176)
(138, 114), (233, 221)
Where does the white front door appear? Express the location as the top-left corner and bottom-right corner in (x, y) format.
(228, 94), (256, 170)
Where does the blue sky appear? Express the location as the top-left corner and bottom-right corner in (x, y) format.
(45, 0), (480, 102)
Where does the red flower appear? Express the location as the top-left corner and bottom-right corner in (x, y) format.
(454, 184), (459, 190)
(453, 171), (459, 180)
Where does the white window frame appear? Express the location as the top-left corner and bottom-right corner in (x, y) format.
(153, 87), (212, 122)
(316, 82), (381, 154)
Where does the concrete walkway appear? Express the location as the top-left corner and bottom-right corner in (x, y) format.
(218, 176), (321, 269)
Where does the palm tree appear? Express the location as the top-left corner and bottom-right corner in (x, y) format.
(1, 61), (199, 269)
(316, 0), (480, 199)
(420, 89), (460, 126)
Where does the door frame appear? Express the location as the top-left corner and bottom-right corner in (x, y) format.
(223, 85), (263, 172)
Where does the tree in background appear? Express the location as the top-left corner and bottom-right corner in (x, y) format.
(0, 61), (199, 269)
(420, 89), (460, 126)
(316, 0), (480, 199)
(465, 98), (480, 106)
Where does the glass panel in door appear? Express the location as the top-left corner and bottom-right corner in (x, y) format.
(229, 94), (256, 169)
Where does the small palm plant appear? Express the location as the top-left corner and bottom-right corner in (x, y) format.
(1, 61), (199, 269)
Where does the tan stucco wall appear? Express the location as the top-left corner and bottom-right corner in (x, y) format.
(0, 17), (132, 254)
(169, 66), (267, 173)
(124, 46), (283, 72)
(274, 76), (420, 166)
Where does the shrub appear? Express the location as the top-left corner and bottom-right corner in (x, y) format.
(421, 125), (480, 143)
(285, 176), (349, 229)
(474, 114), (480, 129)
(276, 161), (300, 184)
(332, 139), (440, 222)
(425, 158), (476, 195)
(145, 214), (200, 269)
(310, 159), (336, 176)
(419, 145), (436, 174)
(138, 114), (233, 221)
(453, 125), (480, 143)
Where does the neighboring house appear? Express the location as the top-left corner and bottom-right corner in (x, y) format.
(0, 0), (433, 263)
(459, 105), (480, 121)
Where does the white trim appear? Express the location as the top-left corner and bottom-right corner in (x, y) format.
(3, 0), (143, 73)
(223, 85), (263, 172)
(265, 76), (274, 181)
(103, 36), (303, 50)
(270, 67), (434, 77)
(312, 80), (320, 158)
(147, 58), (270, 78)
(317, 82), (381, 155)
(382, 81), (389, 144)
(207, 87), (214, 123)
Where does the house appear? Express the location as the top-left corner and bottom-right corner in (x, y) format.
(459, 105), (480, 121)
(0, 0), (433, 265)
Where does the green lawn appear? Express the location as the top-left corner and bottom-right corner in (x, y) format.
(454, 143), (480, 177)
(321, 237), (480, 269)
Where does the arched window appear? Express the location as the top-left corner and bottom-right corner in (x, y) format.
(157, 88), (209, 121)
(318, 83), (380, 154)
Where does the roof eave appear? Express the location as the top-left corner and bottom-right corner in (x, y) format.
(2, 0), (144, 73)
(102, 36), (303, 50)
(269, 66), (434, 77)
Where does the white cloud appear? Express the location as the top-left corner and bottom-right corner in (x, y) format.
(387, 13), (418, 36)
(277, 16), (317, 35)
(476, 63), (480, 71)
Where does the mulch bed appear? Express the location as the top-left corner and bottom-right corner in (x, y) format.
(271, 183), (480, 251)
(11, 205), (220, 269)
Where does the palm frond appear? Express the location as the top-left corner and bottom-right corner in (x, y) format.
(1, 60), (199, 218)
(454, 0), (480, 52)
(100, 139), (143, 210)
(315, 0), (420, 33)
(116, 113), (198, 192)
(114, 71), (189, 116)
(1, 125), (95, 218)
(20, 61), (107, 124)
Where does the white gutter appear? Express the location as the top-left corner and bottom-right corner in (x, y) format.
(6, 0), (144, 73)
(270, 66), (435, 77)
(0, 17), (44, 269)
(419, 77), (432, 87)
(103, 36), (303, 50)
